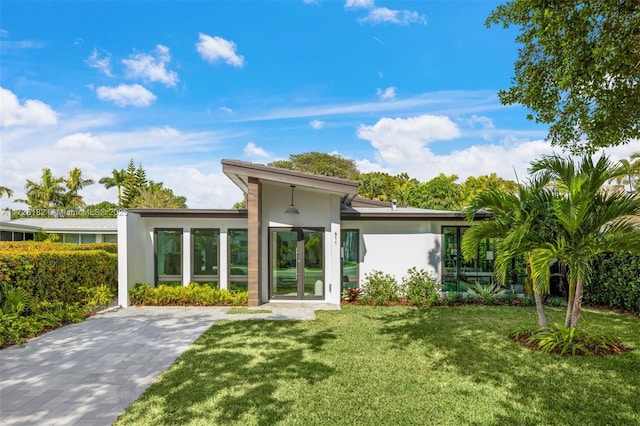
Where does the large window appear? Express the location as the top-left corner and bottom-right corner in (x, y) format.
(103, 234), (118, 243)
(155, 229), (183, 283)
(192, 228), (219, 285)
(442, 226), (495, 292)
(228, 229), (248, 291)
(341, 230), (359, 290)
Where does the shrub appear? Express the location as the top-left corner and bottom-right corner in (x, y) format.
(79, 284), (114, 310)
(546, 296), (567, 307)
(521, 295), (536, 306)
(587, 251), (640, 314)
(401, 267), (438, 307)
(341, 287), (363, 303)
(361, 270), (400, 306)
(443, 291), (464, 306)
(466, 282), (507, 305)
(129, 283), (248, 306)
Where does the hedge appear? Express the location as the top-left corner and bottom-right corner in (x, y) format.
(0, 242), (117, 306)
(130, 283), (248, 306)
(586, 251), (640, 315)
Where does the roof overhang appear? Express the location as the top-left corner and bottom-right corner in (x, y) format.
(127, 208), (248, 218)
(222, 159), (359, 205)
(340, 206), (492, 221)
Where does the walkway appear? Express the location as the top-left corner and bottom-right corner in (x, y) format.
(0, 305), (329, 426)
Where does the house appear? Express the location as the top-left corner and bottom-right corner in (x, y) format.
(118, 160), (500, 308)
(0, 214), (117, 243)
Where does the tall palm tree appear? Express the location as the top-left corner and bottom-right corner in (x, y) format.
(64, 167), (95, 208)
(20, 168), (65, 209)
(99, 168), (126, 206)
(462, 177), (557, 327)
(529, 154), (640, 328)
(0, 186), (13, 198)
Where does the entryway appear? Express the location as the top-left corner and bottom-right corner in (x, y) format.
(270, 227), (324, 300)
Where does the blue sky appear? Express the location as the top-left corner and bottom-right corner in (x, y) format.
(1, 0), (636, 209)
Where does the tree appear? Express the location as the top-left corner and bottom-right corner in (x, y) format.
(405, 174), (462, 210)
(17, 168), (65, 209)
(99, 168), (127, 206)
(487, 1), (640, 153)
(358, 172), (419, 205)
(0, 186), (13, 198)
(268, 152), (360, 180)
(460, 174), (519, 207)
(131, 186), (187, 208)
(63, 167), (95, 208)
(462, 177), (558, 327)
(528, 154), (640, 328)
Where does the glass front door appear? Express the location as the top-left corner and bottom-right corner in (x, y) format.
(271, 228), (324, 299)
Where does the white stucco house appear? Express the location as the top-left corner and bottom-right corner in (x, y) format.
(0, 214), (117, 243)
(118, 160), (498, 308)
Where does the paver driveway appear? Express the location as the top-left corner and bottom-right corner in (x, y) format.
(0, 305), (319, 426)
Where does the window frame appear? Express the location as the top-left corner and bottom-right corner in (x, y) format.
(154, 228), (183, 284)
(227, 228), (248, 291)
(341, 229), (359, 291)
(190, 228), (220, 286)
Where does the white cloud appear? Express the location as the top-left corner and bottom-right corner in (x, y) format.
(310, 120), (325, 129)
(0, 29), (8, 37)
(196, 33), (245, 67)
(86, 48), (113, 76)
(122, 45), (178, 87)
(96, 84), (157, 107)
(0, 87), (57, 127)
(359, 7), (426, 25)
(345, 0), (374, 9)
(0, 40), (46, 49)
(54, 132), (105, 151)
(303, 0), (319, 4)
(244, 141), (270, 158)
(218, 106), (233, 113)
(376, 86), (396, 100)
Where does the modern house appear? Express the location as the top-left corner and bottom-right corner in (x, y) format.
(0, 215), (117, 243)
(118, 160), (499, 308)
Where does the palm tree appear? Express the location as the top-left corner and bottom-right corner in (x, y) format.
(0, 186), (13, 198)
(462, 177), (557, 327)
(99, 168), (126, 206)
(64, 167), (95, 208)
(19, 168), (65, 209)
(529, 154), (640, 328)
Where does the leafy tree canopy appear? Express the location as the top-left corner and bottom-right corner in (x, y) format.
(268, 152), (360, 181)
(487, 0), (640, 153)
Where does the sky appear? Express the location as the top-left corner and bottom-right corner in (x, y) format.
(1, 0), (638, 210)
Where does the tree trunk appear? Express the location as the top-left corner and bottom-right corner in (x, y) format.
(570, 278), (584, 328)
(534, 290), (548, 328)
(564, 279), (575, 328)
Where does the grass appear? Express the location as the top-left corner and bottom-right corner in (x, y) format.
(114, 305), (640, 425)
(226, 308), (273, 314)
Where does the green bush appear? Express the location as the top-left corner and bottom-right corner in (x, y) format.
(0, 243), (117, 306)
(466, 282), (507, 305)
(401, 267), (438, 307)
(129, 283), (248, 306)
(443, 291), (464, 306)
(361, 270), (400, 306)
(587, 251), (640, 314)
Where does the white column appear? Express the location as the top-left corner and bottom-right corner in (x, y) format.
(182, 228), (191, 286)
(219, 228), (228, 290)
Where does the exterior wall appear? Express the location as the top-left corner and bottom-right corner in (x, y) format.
(261, 183), (342, 304)
(118, 214), (248, 307)
(341, 219), (470, 286)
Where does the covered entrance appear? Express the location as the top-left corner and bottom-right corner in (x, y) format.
(270, 227), (324, 299)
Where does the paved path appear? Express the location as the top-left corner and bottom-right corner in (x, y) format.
(0, 305), (326, 426)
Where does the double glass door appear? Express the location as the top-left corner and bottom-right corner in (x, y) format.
(271, 228), (324, 299)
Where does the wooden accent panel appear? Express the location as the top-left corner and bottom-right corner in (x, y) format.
(247, 177), (262, 306)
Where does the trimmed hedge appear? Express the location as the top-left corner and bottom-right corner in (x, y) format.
(130, 283), (248, 306)
(0, 242), (117, 306)
(587, 251), (640, 314)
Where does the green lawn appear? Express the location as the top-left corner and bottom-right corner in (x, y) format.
(115, 306), (640, 425)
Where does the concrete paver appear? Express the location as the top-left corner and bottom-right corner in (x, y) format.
(0, 305), (326, 426)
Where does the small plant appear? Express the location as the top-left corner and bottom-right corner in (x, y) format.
(79, 284), (114, 310)
(443, 291), (464, 306)
(466, 282), (507, 305)
(546, 296), (567, 307)
(361, 270), (400, 306)
(401, 267), (439, 307)
(521, 294), (536, 306)
(341, 287), (363, 303)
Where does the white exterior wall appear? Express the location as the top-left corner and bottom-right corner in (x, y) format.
(261, 183), (342, 304)
(341, 220), (471, 286)
(118, 214), (247, 307)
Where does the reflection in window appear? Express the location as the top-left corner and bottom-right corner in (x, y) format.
(156, 229), (182, 282)
(192, 229), (219, 285)
(228, 229), (248, 291)
(341, 230), (359, 291)
(103, 234), (118, 243)
(442, 226), (495, 292)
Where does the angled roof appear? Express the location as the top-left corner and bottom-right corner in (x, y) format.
(127, 208), (247, 218)
(7, 218), (117, 233)
(222, 159), (359, 204)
